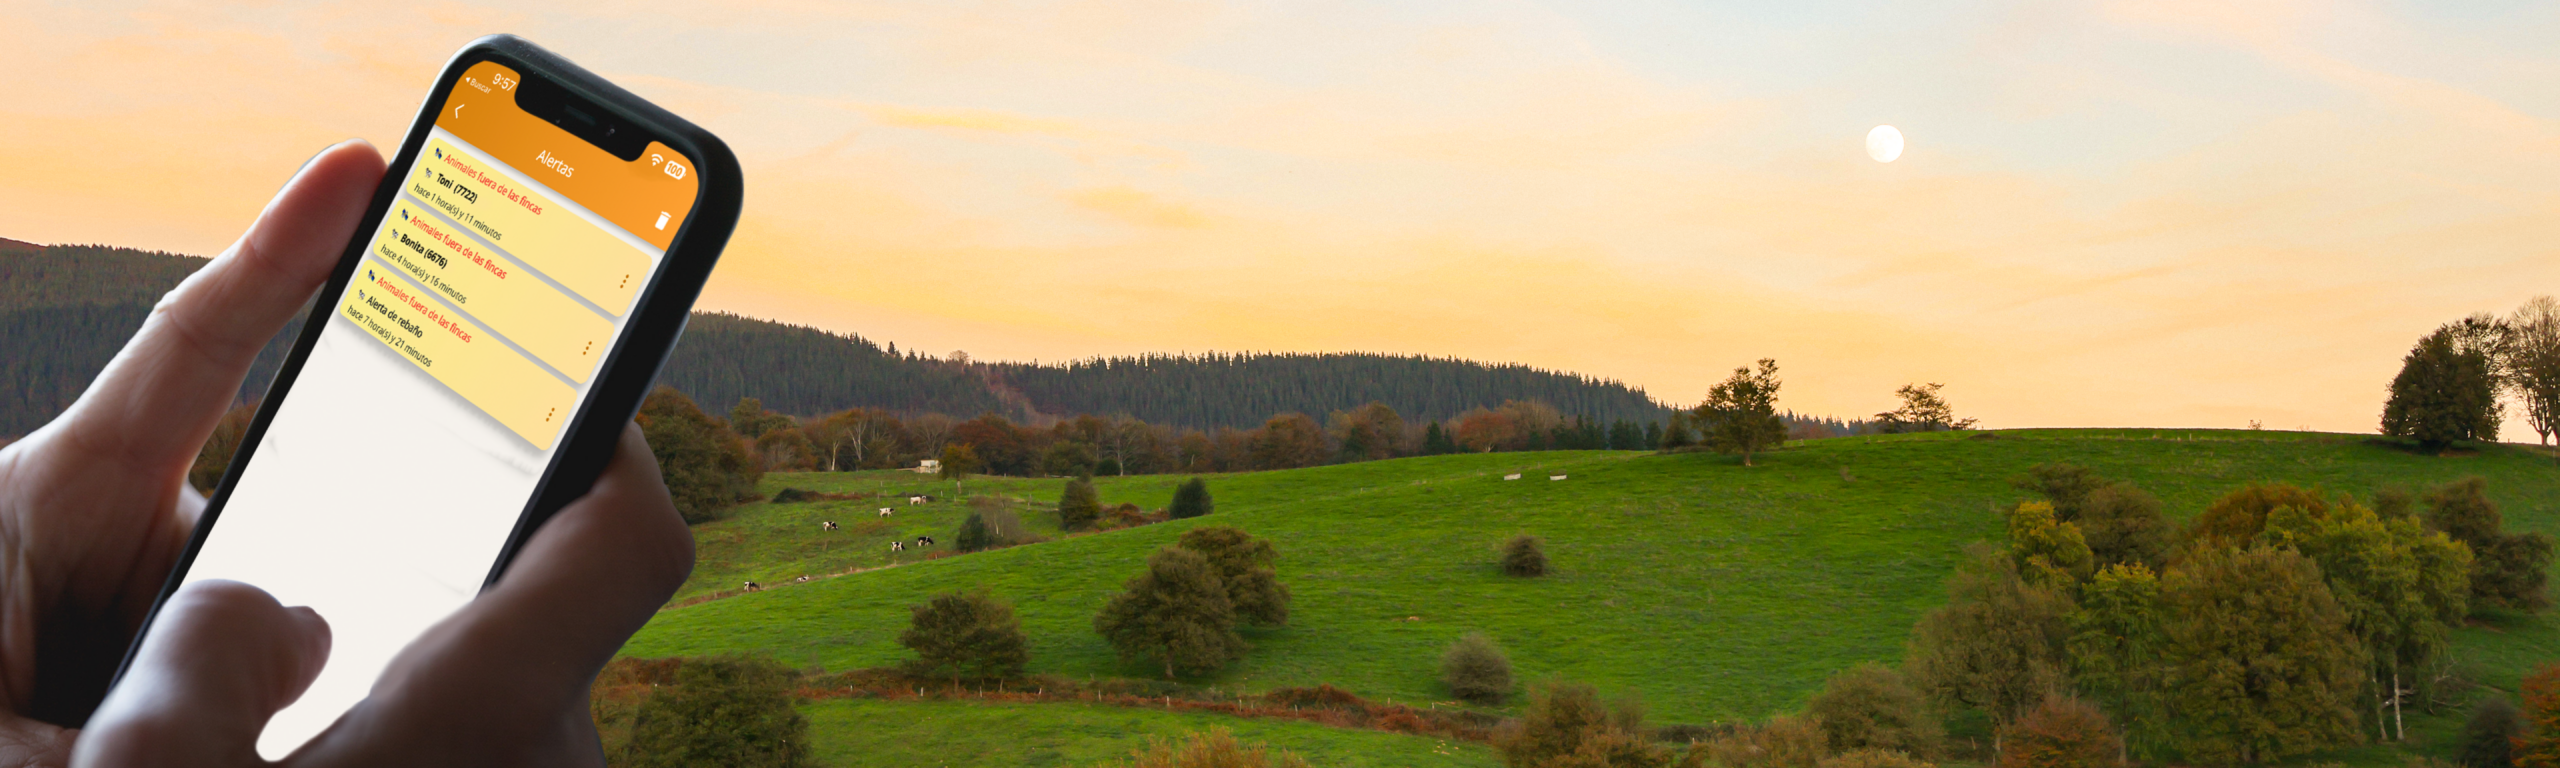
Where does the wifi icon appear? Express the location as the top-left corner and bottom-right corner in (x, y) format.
(649, 153), (663, 167)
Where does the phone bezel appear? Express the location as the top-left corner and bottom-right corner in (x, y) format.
(103, 34), (740, 712)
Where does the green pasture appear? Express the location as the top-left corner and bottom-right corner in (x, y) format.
(803, 698), (1494, 767)
(627, 429), (2560, 752)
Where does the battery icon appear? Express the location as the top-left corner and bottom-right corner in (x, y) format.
(654, 212), (670, 231)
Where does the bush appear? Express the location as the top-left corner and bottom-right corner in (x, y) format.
(770, 487), (817, 504)
(1807, 662), (1940, 757)
(1503, 535), (1549, 577)
(619, 656), (810, 768)
(1996, 696), (2120, 768)
(1108, 728), (1310, 768)
(898, 589), (1028, 684)
(2462, 696), (2521, 768)
(1707, 715), (1828, 768)
(1820, 750), (1933, 768)
(1170, 477), (1214, 519)
(955, 513), (993, 552)
(1059, 477), (1102, 531)
(1502, 679), (1664, 768)
(637, 386), (763, 524)
(1442, 632), (1515, 704)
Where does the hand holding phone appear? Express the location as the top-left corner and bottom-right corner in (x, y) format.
(0, 35), (734, 765)
(0, 139), (686, 767)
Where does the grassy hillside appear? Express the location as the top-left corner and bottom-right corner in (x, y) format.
(804, 698), (1494, 767)
(629, 429), (2560, 740)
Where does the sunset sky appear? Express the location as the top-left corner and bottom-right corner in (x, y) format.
(4, 1), (2555, 438)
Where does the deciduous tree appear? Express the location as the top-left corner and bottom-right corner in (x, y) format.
(2008, 502), (2095, 589)
(1094, 547), (1244, 678)
(620, 657), (811, 768)
(2261, 496), (2472, 740)
(1877, 383), (1978, 433)
(1251, 412), (1329, 469)
(638, 386), (762, 524)
(2507, 296), (2560, 464)
(2158, 546), (2366, 766)
(1997, 696), (2120, 768)
(1696, 359), (1786, 466)
(937, 443), (980, 494)
(1807, 662), (1941, 757)
(2516, 665), (2560, 768)
(2427, 477), (2554, 612)
(2383, 321), (2504, 452)
(1178, 526), (1290, 627)
(898, 589), (1029, 685)
(2077, 484), (2172, 571)
(1907, 546), (2072, 731)
(2067, 564), (2167, 760)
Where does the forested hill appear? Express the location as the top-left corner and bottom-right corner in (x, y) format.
(990, 354), (1673, 428)
(0, 243), (305, 436)
(2, 241), (1674, 435)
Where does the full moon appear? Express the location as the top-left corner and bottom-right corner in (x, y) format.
(1866, 125), (1904, 163)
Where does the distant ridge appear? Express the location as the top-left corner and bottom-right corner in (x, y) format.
(1, 240), (1674, 435)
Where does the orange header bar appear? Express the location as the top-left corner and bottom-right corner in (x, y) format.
(432, 62), (698, 250)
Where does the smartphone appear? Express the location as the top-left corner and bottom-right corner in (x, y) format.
(112, 35), (739, 758)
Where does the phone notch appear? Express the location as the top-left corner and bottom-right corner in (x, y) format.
(512, 72), (651, 161)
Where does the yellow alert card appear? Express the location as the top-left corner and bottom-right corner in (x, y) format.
(339, 261), (577, 450)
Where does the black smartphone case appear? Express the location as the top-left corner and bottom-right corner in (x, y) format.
(104, 34), (742, 707)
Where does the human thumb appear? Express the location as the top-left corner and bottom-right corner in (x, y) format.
(72, 579), (331, 767)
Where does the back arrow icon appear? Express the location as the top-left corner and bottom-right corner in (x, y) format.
(454, 104), (465, 119)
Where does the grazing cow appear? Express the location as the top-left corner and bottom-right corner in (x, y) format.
(878, 507), (894, 517)
(741, 581), (762, 592)
(794, 575), (812, 583)
(821, 521), (839, 531)
(1549, 474), (1567, 481)
(1503, 473), (1522, 481)
(915, 536), (936, 547)
(909, 495), (928, 505)
(891, 541), (906, 552)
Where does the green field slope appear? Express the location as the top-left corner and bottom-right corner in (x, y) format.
(628, 429), (2560, 732)
(804, 698), (1493, 768)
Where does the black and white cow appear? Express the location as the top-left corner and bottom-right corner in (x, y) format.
(915, 536), (935, 547)
(821, 520), (839, 531)
(741, 581), (763, 592)
(890, 540), (906, 552)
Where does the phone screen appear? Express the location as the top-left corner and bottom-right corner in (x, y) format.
(174, 61), (700, 758)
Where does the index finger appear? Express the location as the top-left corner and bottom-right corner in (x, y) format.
(51, 141), (384, 474)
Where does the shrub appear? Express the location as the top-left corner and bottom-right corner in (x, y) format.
(955, 513), (993, 552)
(1707, 715), (1828, 768)
(770, 488), (817, 504)
(1503, 535), (1549, 577)
(1821, 750), (1933, 768)
(1442, 632), (1515, 705)
(1807, 662), (1941, 757)
(1059, 477), (1102, 531)
(1170, 477), (1214, 519)
(897, 589), (1028, 684)
(1108, 728), (1311, 768)
(1996, 696), (2119, 768)
(619, 656), (810, 768)
(1502, 680), (1662, 768)
(2463, 696), (2521, 768)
